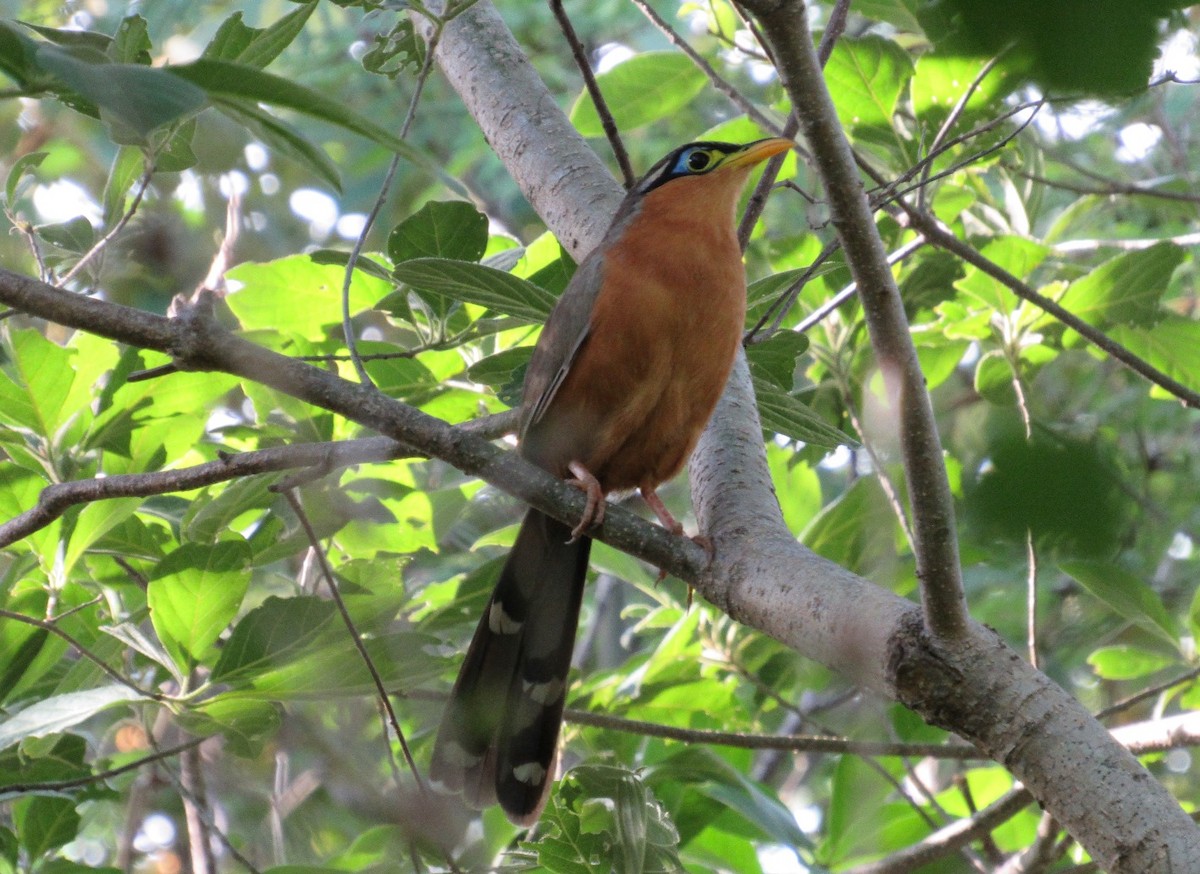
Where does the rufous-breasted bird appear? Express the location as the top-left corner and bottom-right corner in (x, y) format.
(429, 137), (793, 825)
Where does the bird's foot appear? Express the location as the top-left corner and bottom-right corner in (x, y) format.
(640, 488), (684, 536)
(566, 461), (605, 541)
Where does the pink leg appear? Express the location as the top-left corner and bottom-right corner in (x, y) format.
(640, 488), (684, 536)
(566, 461), (605, 540)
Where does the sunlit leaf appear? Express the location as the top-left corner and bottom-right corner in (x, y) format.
(570, 51), (707, 137)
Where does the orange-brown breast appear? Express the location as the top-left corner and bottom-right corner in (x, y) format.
(526, 169), (751, 493)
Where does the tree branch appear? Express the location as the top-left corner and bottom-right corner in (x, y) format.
(0, 267), (708, 588)
(741, 0), (968, 642)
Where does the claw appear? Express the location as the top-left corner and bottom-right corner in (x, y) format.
(566, 461), (605, 541)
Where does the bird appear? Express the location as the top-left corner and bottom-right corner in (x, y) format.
(429, 137), (793, 826)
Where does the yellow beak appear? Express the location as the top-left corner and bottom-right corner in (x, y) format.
(720, 137), (794, 170)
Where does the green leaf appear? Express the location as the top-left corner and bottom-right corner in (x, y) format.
(148, 540), (252, 669)
(63, 497), (143, 574)
(647, 747), (805, 851)
(221, 629), (444, 700)
(177, 697), (281, 758)
(388, 201), (488, 264)
(35, 45), (208, 143)
(1107, 317), (1200, 400)
(1057, 242), (1185, 329)
(1087, 645), (1175, 680)
(746, 331), (809, 389)
(362, 354), (439, 403)
(212, 96), (342, 191)
(183, 476), (279, 544)
(0, 685), (144, 752)
(4, 150), (47, 206)
(974, 349), (1016, 405)
(1061, 560), (1178, 649)
(392, 258), (558, 323)
(570, 51), (707, 138)
(955, 236), (1048, 313)
(109, 15), (151, 65)
(204, 2), (316, 69)
(766, 444), (822, 535)
(225, 255), (391, 338)
(752, 375), (854, 448)
(0, 329), (77, 436)
(36, 216), (94, 253)
(13, 796), (79, 857)
(212, 596), (338, 684)
(911, 52), (1017, 121)
(802, 476), (899, 576)
(467, 346), (533, 388)
(100, 146), (144, 225)
(820, 754), (897, 864)
(825, 36), (914, 133)
(167, 58), (445, 186)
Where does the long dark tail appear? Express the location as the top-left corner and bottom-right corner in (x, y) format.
(429, 508), (590, 825)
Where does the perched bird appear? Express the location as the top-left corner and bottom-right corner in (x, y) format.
(429, 137), (793, 825)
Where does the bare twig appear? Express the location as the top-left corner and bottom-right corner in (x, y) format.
(59, 162), (155, 287)
(565, 706), (983, 759)
(180, 742), (216, 874)
(166, 752), (264, 874)
(340, 14), (445, 387)
(794, 234), (927, 336)
(1, 738), (201, 795)
(1002, 161), (1200, 205)
(1096, 666), (1200, 722)
(280, 490), (427, 795)
(918, 54), (1004, 209)
(550, 0), (635, 188)
(629, 0), (787, 139)
(0, 608), (164, 701)
(844, 789), (1033, 874)
(0, 437), (412, 548)
(1026, 529), (1039, 668)
(745, 236), (841, 342)
(904, 214), (1200, 408)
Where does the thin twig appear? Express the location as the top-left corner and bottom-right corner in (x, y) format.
(1026, 529), (1039, 668)
(1095, 665), (1200, 722)
(918, 54), (1004, 209)
(844, 789), (1033, 874)
(341, 11), (446, 387)
(180, 741), (216, 874)
(550, 0), (635, 188)
(59, 162), (154, 287)
(737, 115), (797, 250)
(629, 0), (787, 140)
(565, 706), (983, 758)
(0, 608), (164, 701)
(165, 752), (264, 874)
(1, 738), (201, 795)
(1002, 161), (1200, 204)
(280, 490), (427, 795)
(793, 234), (927, 337)
(0, 437), (412, 548)
(744, 236), (842, 342)
(905, 212), (1200, 408)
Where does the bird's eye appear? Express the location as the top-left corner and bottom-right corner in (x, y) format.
(686, 150), (711, 172)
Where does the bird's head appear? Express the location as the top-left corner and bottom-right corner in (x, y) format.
(636, 137), (793, 196)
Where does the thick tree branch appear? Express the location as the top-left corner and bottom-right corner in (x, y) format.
(0, 267), (708, 586)
(742, 0), (969, 643)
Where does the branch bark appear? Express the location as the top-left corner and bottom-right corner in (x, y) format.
(746, 0), (968, 643)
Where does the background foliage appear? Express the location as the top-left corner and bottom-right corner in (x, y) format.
(1, 0), (1199, 871)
